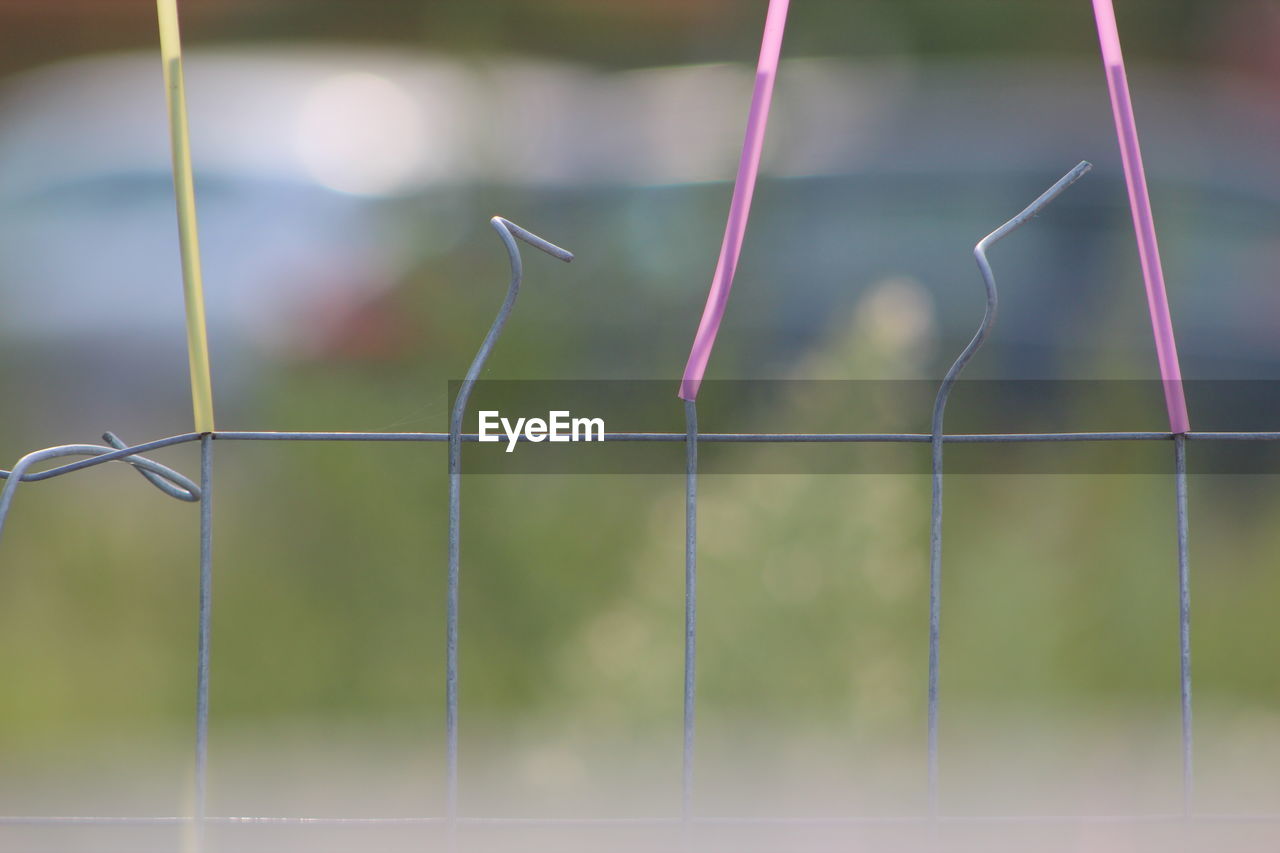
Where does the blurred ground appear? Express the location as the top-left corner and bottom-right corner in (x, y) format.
(4, 714), (1280, 850)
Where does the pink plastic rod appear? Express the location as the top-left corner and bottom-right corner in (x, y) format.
(1092, 0), (1190, 434)
(679, 0), (791, 401)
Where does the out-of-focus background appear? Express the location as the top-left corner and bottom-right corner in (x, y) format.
(2, 0), (1280, 849)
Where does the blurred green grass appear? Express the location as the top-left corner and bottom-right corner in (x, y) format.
(3, 286), (1279, 774)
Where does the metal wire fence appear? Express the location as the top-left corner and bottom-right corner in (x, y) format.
(1, 172), (1276, 850)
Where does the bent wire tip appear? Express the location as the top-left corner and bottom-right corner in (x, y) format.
(934, 161), (1093, 433)
(491, 216), (574, 263)
(976, 161), (1093, 256)
(450, 217), (574, 435)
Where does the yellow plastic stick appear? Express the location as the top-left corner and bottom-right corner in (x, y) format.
(157, 0), (215, 433)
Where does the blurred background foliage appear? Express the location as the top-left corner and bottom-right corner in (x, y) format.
(0, 0), (1256, 75)
(1, 0), (1280, 822)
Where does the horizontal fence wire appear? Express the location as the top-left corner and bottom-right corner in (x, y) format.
(5, 813), (1280, 827)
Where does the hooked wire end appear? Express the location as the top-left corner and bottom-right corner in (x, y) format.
(491, 216), (574, 263)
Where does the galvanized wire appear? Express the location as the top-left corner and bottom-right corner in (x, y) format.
(447, 217), (574, 823)
(1175, 433), (1192, 813)
(927, 161), (1093, 811)
(0, 438), (200, 550)
(194, 434), (213, 853)
(683, 399), (698, 820)
(4, 812), (1280, 827)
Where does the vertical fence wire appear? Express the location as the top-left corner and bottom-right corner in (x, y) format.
(446, 424), (462, 825)
(445, 218), (573, 831)
(1174, 434), (1192, 813)
(927, 429), (944, 815)
(682, 400), (699, 820)
(926, 161), (1093, 814)
(193, 434), (213, 853)
(444, 219), (527, 824)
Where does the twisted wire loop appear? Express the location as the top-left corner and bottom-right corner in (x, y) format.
(0, 433), (202, 549)
(926, 161), (1094, 813)
(447, 216), (574, 820)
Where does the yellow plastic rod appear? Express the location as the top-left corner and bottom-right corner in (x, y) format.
(157, 0), (215, 433)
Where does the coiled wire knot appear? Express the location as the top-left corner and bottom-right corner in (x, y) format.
(0, 432), (200, 549)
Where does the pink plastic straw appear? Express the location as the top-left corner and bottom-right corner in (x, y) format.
(1092, 0), (1190, 434)
(679, 0), (791, 401)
